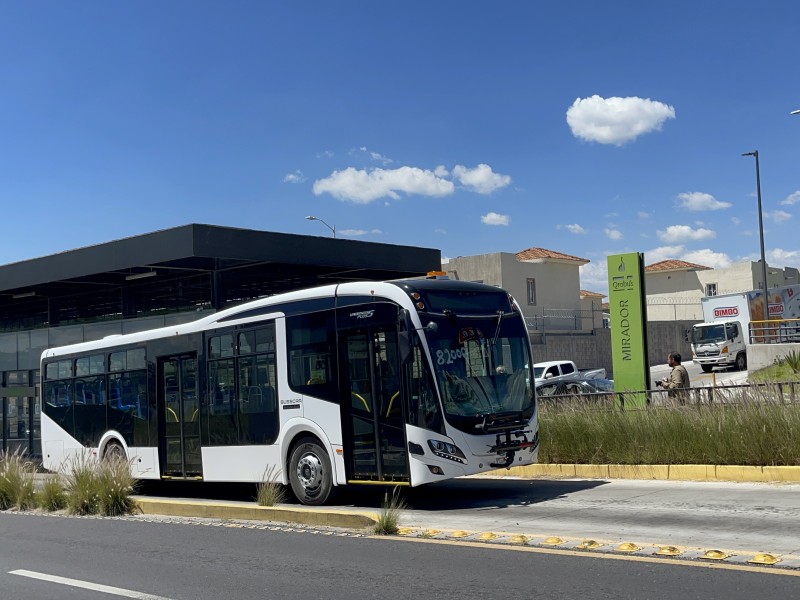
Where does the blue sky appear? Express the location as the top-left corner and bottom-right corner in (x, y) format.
(2, 2), (799, 296)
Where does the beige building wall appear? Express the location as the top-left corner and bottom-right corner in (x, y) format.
(443, 252), (587, 330)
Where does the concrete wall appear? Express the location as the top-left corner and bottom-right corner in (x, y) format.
(748, 343), (800, 371)
(532, 320), (698, 378)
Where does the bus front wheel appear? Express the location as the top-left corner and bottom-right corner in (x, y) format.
(289, 437), (333, 506)
(103, 440), (126, 461)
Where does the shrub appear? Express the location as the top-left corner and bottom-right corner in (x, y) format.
(373, 487), (406, 535)
(64, 451), (101, 515)
(39, 475), (68, 512)
(539, 391), (800, 466)
(256, 465), (287, 507)
(96, 456), (138, 516)
(0, 450), (37, 510)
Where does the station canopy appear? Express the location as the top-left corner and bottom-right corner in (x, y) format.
(0, 224), (441, 332)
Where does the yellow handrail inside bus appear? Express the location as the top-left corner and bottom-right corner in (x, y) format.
(385, 391), (400, 417)
(351, 391), (370, 412)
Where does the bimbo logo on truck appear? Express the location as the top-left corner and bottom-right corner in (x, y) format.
(714, 307), (739, 318)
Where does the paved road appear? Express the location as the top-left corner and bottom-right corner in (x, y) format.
(0, 512), (796, 600)
(650, 360), (748, 389)
(138, 475), (800, 558)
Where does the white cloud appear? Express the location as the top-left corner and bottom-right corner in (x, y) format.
(780, 191), (800, 206)
(316, 150), (334, 158)
(637, 211), (651, 219)
(566, 223), (586, 234)
(434, 165), (449, 177)
(452, 164), (511, 194)
(731, 216), (741, 225)
(282, 170), (306, 184)
(769, 248), (800, 265)
(681, 249), (732, 269)
(481, 212), (510, 226)
(434, 228), (447, 234)
(566, 95), (676, 145)
(645, 245), (686, 264)
(657, 225), (716, 243)
(768, 210), (792, 223)
(579, 261), (608, 294)
(604, 228), (622, 240)
(313, 166), (455, 203)
(339, 228), (383, 236)
(676, 192), (732, 211)
(357, 146), (393, 165)
(644, 245), (732, 269)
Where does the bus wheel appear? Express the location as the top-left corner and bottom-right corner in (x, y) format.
(700, 364), (713, 373)
(735, 353), (747, 372)
(289, 437), (333, 506)
(104, 441), (126, 461)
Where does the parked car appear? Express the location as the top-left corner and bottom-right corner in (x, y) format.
(533, 360), (606, 384)
(535, 377), (615, 402)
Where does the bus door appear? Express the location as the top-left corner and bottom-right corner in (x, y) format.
(338, 304), (409, 483)
(158, 354), (202, 479)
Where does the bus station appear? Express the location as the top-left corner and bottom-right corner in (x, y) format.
(0, 223), (441, 456)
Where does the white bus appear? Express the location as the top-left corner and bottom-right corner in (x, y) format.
(40, 277), (538, 505)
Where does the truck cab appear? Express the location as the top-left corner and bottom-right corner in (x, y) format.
(691, 319), (747, 372)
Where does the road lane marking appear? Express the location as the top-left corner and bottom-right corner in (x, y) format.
(9, 569), (172, 599)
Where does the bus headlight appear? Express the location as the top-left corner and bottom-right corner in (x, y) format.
(427, 439), (467, 463)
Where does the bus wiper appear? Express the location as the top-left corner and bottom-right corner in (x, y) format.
(492, 310), (505, 344)
(443, 309), (458, 324)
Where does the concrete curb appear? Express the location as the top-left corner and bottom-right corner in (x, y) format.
(482, 463), (800, 483)
(134, 498), (378, 529)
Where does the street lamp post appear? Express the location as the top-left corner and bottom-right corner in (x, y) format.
(741, 150), (769, 317)
(305, 215), (336, 238)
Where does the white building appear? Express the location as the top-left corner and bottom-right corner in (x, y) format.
(645, 259), (800, 321)
(443, 248), (604, 331)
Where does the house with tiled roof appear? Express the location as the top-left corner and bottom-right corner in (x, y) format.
(644, 258), (800, 320)
(442, 248), (604, 331)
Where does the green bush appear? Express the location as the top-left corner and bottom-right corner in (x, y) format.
(64, 451), (101, 515)
(0, 450), (37, 510)
(96, 456), (138, 516)
(39, 475), (68, 512)
(539, 392), (800, 466)
(373, 487), (407, 535)
(256, 465), (286, 507)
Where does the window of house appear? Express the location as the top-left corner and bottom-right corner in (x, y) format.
(527, 278), (536, 305)
(706, 283), (718, 297)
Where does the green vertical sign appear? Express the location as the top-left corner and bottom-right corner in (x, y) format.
(607, 252), (650, 407)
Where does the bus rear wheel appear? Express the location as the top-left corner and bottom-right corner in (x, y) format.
(289, 437), (333, 506)
(103, 440), (126, 461)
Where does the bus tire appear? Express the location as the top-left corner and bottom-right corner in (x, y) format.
(700, 364), (713, 373)
(288, 437), (333, 506)
(103, 440), (126, 461)
(735, 353), (747, 372)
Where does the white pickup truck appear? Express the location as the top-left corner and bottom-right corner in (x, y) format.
(533, 360), (606, 383)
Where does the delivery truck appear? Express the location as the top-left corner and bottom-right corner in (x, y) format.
(691, 285), (800, 372)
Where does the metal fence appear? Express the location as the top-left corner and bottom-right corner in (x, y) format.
(525, 306), (606, 333)
(538, 381), (800, 410)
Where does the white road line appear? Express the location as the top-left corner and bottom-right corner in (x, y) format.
(9, 569), (172, 600)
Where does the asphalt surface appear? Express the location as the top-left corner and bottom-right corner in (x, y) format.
(1, 511), (797, 600)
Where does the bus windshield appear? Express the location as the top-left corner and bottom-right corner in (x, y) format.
(423, 311), (534, 431)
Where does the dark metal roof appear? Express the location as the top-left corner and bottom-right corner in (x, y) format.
(0, 224), (440, 295)
(0, 224), (441, 330)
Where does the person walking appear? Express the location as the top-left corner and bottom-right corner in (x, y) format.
(657, 352), (690, 403)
